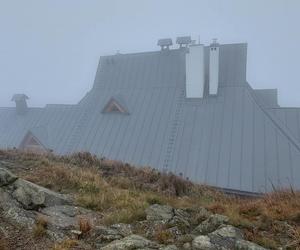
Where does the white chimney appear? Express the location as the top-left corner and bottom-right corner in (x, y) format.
(209, 39), (220, 95)
(185, 44), (205, 98)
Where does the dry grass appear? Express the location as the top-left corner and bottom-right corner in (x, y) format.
(52, 239), (79, 250)
(78, 218), (92, 234)
(2, 149), (300, 249)
(33, 216), (48, 238)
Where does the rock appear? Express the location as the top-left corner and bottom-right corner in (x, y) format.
(159, 245), (178, 250)
(0, 188), (36, 227)
(110, 223), (133, 237)
(91, 225), (124, 245)
(209, 225), (244, 239)
(100, 234), (159, 250)
(192, 235), (215, 250)
(12, 179), (70, 210)
(177, 234), (195, 244)
(208, 225), (244, 249)
(40, 205), (96, 230)
(196, 207), (212, 222)
(71, 229), (82, 239)
(91, 223), (133, 248)
(235, 239), (267, 250)
(146, 204), (174, 222)
(168, 209), (190, 230)
(182, 242), (191, 249)
(193, 214), (229, 235)
(0, 168), (18, 187)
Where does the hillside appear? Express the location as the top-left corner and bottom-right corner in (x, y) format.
(0, 150), (300, 250)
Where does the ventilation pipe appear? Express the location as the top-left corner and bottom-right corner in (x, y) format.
(185, 43), (205, 98)
(11, 94), (29, 115)
(209, 39), (220, 95)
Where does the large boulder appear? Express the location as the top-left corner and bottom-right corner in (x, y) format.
(0, 168), (18, 187)
(12, 179), (70, 210)
(100, 234), (160, 250)
(146, 204), (174, 222)
(193, 214), (229, 235)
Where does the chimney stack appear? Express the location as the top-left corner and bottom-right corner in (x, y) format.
(11, 94), (29, 115)
(185, 43), (205, 98)
(209, 38), (220, 95)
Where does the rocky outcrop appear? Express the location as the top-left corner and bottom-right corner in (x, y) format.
(0, 167), (97, 240)
(0, 168), (268, 250)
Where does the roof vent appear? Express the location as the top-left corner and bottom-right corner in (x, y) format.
(157, 38), (173, 50)
(11, 94), (29, 115)
(176, 36), (192, 48)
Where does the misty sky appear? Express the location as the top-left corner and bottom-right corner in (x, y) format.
(0, 0), (299, 107)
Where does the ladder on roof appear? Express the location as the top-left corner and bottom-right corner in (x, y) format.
(163, 88), (185, 172)
(64, 107), (91, 155)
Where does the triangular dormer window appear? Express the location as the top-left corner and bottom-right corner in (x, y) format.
(102, 97), (129, 114)
(19, 131), (48, 154)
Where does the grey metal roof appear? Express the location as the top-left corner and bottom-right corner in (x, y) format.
(1, 43), (300, 193)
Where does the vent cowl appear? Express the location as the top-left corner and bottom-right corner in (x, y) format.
(11, 94), (29, 115)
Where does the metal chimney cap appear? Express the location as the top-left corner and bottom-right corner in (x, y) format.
(11, 94), (29, 102)
(210, 38), (220, 46)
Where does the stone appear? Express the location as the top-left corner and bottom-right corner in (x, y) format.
(196, 207), (212, 223)
(177, 234), (195, 244)
(235, 239), (267, 250)
(91, 225), (123, 244)
(168, 209), (190, 230)
(100, 234), (159, 250)
(208, 225), (244, 249)
(193, 214), (229, 235)
(110, 223), (133, 237)
(12, 179), (70, 210)
(192, 235), (215, 250)
(159, 245), (178, 250)
(146, 204), (174, 222)
(0, 188), (36, 227)
(209, 225), (244, 239)
(0, 168), (18, 187)
(182, 242), (191, 249)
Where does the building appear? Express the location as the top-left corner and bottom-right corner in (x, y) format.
(1, 37), (300, 194)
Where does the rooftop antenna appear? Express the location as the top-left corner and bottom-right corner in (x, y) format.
(198, 36), (200, 44)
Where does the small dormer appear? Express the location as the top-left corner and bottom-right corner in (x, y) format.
(11, 94), (29, 115)
(102, 97), (129, 115)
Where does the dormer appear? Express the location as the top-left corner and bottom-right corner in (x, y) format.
(102, 97), (129, 115)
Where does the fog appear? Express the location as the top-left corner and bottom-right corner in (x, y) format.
(0, 0), (299, 107)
